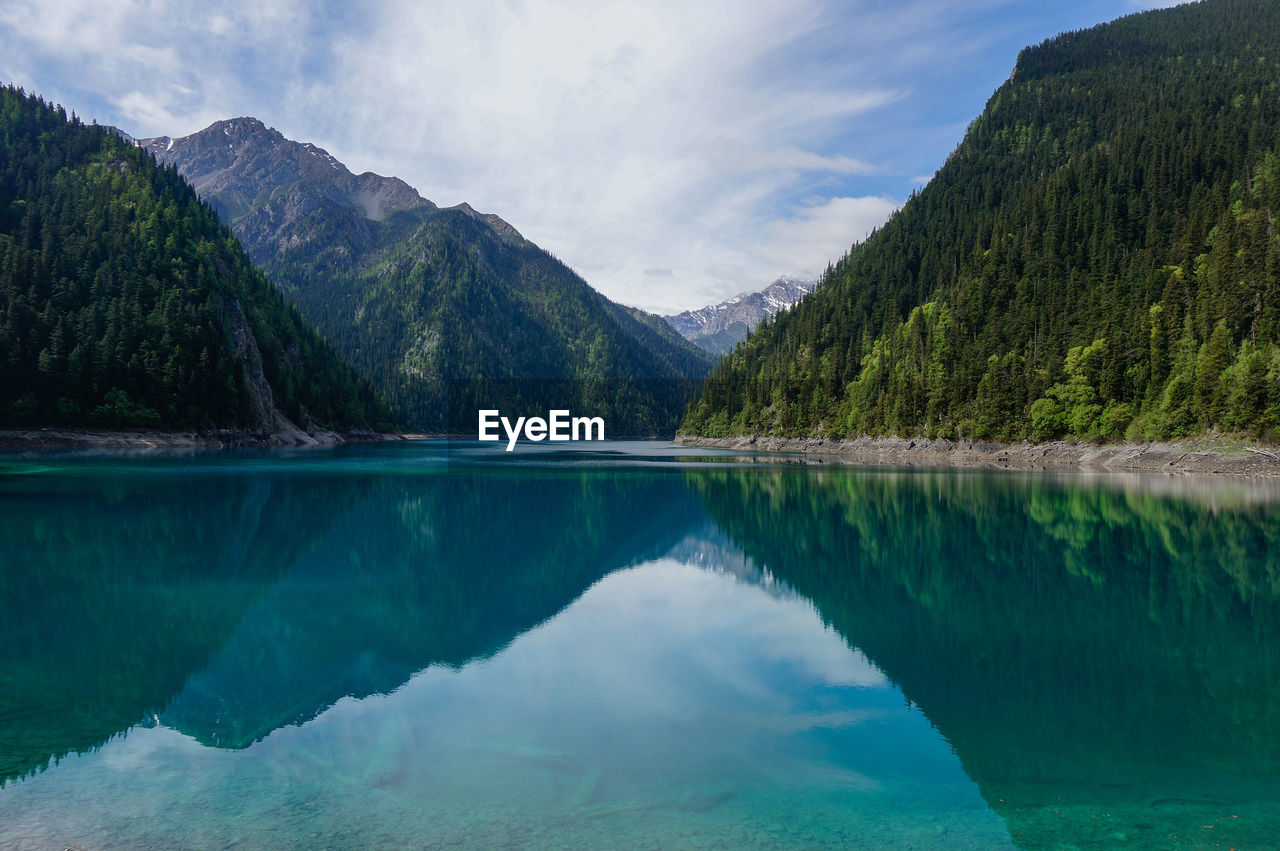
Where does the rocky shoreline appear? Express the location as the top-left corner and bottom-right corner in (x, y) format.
(0, 428), (403, 451)
(674, 434), (1280, 477)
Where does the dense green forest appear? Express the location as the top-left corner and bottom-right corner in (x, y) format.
(684, 0), (1280, 443)
(267, 205), (713, 434)
(0, 86), (390, 431)
(145, 120), (714, 435)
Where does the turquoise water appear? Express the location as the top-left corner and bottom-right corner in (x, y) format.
(2, 442), (1280, 848)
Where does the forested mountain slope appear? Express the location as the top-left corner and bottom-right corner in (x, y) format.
(683, 0), (1280, 442)
(0, 87), (389, 434)
(143, 121), (714, 434)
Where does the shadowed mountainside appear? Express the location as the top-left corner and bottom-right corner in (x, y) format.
(0, 87), (389, 435)
(141, 121), (714, 435)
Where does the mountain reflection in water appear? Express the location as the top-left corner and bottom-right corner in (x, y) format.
(1, 443), (1278, 847)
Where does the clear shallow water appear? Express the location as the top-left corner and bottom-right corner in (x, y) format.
(2, 442), (1280, 848)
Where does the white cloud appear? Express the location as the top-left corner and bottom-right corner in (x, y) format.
(761, 195), (900, 275)
(0, 0), (1164, 313)
(294, 0), (903, 312)
(0, 0), (912, 313)
(111, 89), (219, 133)
(0, 0), (313, 135)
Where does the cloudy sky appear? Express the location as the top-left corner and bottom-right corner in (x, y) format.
(1, 0), (1190, 313)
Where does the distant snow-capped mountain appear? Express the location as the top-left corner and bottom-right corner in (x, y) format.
(665, 277), (817, 355)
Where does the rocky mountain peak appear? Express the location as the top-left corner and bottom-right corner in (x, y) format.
(664, 277), (817, 356)
(448, 202), (525, 243)
(212, 115), (272, 138)
(138, 118), (438, 251)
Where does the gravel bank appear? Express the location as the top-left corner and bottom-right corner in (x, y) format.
(0, 428), (403, 451)
(674, 434), (1280, 477)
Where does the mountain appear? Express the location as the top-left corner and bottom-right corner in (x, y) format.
(683, 0), (1280, 443)
(0, 86), (389, 436)
(664, 277), (816, 356)
(140, 120), (715, 434)
(141, 118), (432, 259)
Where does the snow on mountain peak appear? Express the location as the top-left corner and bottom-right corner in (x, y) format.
(662, 277), (817, 355)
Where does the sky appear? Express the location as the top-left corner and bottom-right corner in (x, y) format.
(0, 0), (1191, 313)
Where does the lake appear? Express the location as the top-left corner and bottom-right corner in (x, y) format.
(2, 441), (1279, 848)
